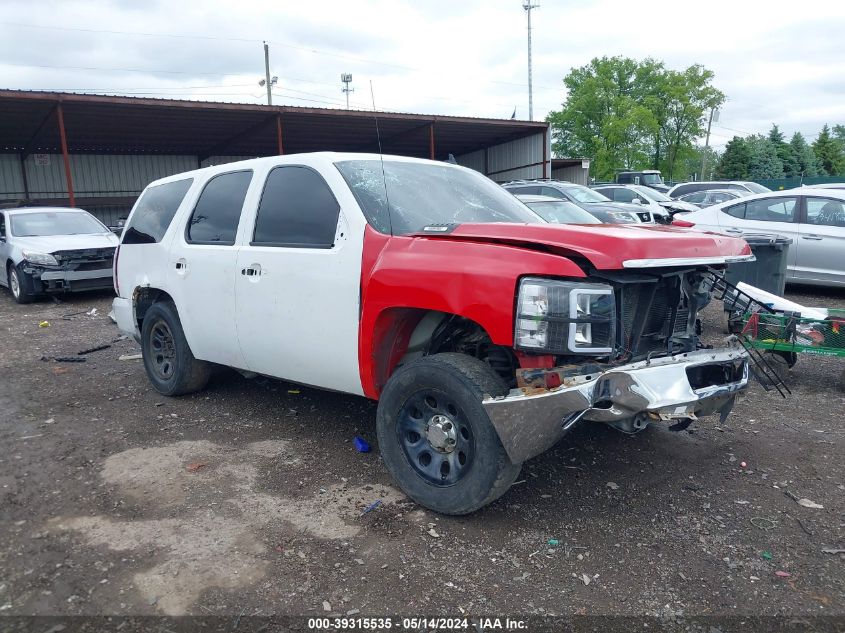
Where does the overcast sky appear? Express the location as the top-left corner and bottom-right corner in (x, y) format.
(1, 0), (843, 149)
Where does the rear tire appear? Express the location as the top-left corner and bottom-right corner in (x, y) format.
(376, 353), (521, 515)
(141, 300), (210, 396)
(8, 263), (34, 304)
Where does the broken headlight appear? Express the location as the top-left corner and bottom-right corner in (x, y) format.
(515, 278), (616, 355)
(21, 251), (59, 266)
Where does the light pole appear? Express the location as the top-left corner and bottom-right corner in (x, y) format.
(700, 107), (719, 180)
(523, 2), (539, 121)
(263, 41), (272, 105)
(341, 73), (354, 109)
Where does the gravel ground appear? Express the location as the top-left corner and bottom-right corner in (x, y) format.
(0, 285), (843, 629)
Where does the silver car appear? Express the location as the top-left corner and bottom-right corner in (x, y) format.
(0, 207), (119, 303)
(679, 189), (845, 287)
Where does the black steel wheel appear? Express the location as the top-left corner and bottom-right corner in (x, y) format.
(377, 353), (521, 515)
(397, 389), (475, 487)
(141, 300), (211, 396)
(149, 320), (177, 382)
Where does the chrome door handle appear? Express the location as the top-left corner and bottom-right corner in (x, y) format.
(724, 228), (743, 234)
(801, 235), (822, 240)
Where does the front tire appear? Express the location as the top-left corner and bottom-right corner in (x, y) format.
(8, 264), (34, 304)
(141, 301), (211, 396)
(376, 353), (521, 515)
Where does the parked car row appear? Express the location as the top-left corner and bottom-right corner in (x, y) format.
(677, 188), (845, 287)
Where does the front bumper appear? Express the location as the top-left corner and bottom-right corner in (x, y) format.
(483, 348), (749, 463)
(22, 264), (114, 293)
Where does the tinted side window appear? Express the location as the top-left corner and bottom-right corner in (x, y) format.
(253, 166), (340, 247)
(539, 186), (565, 199)
(723, 203), (746, 219)
(684, 191), (707, 203)
(0, 213), (5, 238)
(744, 197), (796, 223)
(511, 185), (541, 195)
(122, 178), (193, 245)
(711, 193), (732, 204)
(806, 197), (845, 227)
(613, 188), (637, 203)
(186, 171), (252, 245)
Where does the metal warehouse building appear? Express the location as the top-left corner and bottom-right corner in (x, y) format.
(0, 90), (572, 226)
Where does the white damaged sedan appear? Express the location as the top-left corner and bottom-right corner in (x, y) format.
(0, 207), (118, 303)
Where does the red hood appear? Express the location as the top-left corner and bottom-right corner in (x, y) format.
(415, 222), (752, 270)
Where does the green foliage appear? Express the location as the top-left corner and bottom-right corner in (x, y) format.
(547, 56), (724, 181)
(789, 132), (819, 177)
(813, 124), (845, 176)
(768, 125), (800, 177)
(746, 135), (784, 179)
(716, 136), (751, 179)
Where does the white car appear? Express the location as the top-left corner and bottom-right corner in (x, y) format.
(679, 189), (845, 287)
(667, 181), (770, 199)
(0, 207), (119, 303)
(592, 184), (697, 219)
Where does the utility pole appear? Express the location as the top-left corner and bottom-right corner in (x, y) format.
(341, 73), (354, 109)
(263, 41), (272, 105)
(700, 107), (719, 180)
(523, 2), (539, 121)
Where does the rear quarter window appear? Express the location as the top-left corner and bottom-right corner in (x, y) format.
(186, 171), (253, 245)
(122, 178), (193, 244)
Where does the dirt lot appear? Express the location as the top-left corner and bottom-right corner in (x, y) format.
(1, 285), (843, 628)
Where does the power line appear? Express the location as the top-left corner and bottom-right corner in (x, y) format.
(0, 21), (565, 93)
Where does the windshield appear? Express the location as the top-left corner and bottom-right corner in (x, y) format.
(631, 185), (671, 202)
(564, 185), (611, 203)
(335, 160), (541, 234)
(745, 182), (771, 194)
(641, 173), (664, 185)
(525, 201), (600, 224)
(10, 211), (108, 237)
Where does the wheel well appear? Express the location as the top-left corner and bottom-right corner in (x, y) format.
(371, 308), (518, 393)
(134, 287), (174, 329)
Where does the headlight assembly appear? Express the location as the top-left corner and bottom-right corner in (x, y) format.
(515, 278), (616, 355)
(21, 251), (59, 266)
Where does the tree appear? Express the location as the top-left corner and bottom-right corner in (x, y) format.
(746, 135), (784, 179)
(716, 136), (751, 179)
(768, 124), (799, 177)
(652, 65), (725, 180)
(789, 132), (819, 177)
(546, 56), (723, 181)
(813, 124), (845, 176)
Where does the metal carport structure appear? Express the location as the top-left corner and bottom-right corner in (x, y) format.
(0, 90), (550, 223)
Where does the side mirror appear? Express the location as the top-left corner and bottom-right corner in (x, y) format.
(631, 198), (642, 205)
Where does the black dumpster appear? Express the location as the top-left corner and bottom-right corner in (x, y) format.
(724, 233), (792, 297)
(724, 233), (792, 333)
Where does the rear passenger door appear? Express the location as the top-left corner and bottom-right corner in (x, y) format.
(795, 196), (845, 285)
(716, 196), (800, 276)
(234, 164), (365, 394)
(168, 170), (254, 369)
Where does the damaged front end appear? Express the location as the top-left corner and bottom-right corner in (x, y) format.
(22, 247), (116, 294)
(488, 267), (750, 464)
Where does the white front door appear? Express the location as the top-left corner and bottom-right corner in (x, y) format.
(234, 164), (365, 394)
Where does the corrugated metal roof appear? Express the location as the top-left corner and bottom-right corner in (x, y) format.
(0, 89), (547, 160)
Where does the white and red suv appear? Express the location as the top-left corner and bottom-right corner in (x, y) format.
(113, 152), (753, 514)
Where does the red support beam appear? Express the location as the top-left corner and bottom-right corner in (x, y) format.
(56, 102), (75, 207)
(429, 123), (435, 160)
(276, 113), (284, 155)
